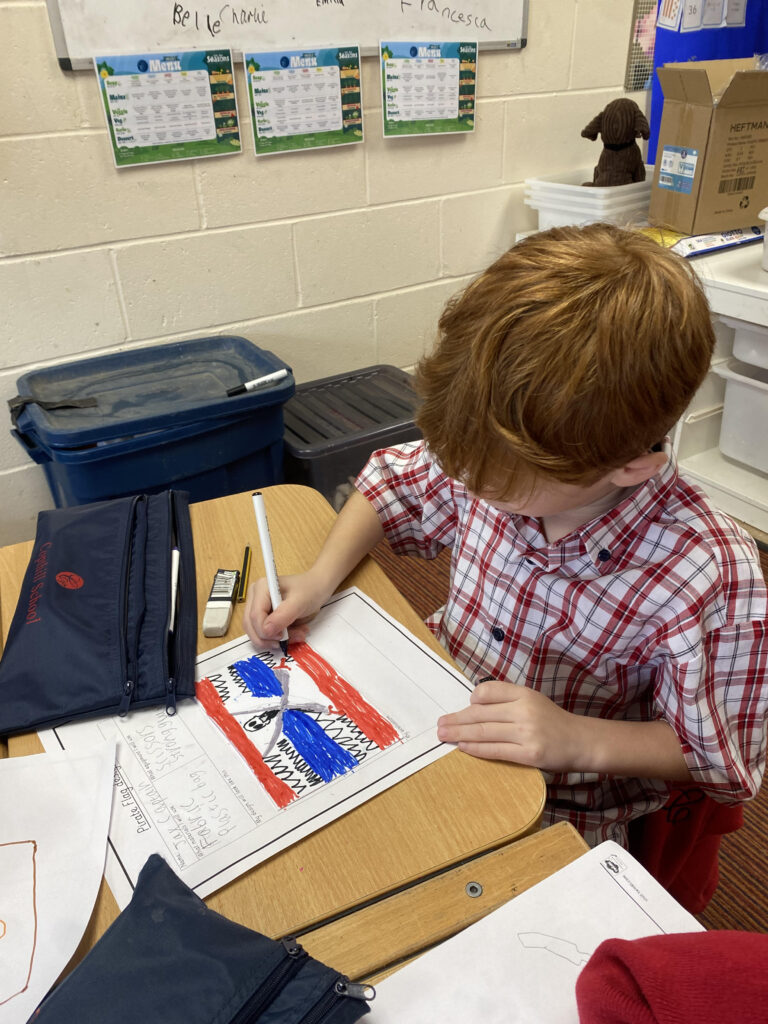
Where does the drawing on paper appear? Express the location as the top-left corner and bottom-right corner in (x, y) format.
(197, 640), (402, 808)
(0, 840), (38, 1006)
(518, 932), (591, 967)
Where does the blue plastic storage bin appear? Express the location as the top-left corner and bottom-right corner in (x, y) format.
(11, 336), (294, 507)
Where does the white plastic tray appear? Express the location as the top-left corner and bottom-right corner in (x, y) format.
(523, 197), (650, 230)
(712, 358), (768, 474)
(718, 315), (768, 370)
(524, 166), (654, 207)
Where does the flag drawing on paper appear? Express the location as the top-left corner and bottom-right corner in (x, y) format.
(196, 641), (402, 808)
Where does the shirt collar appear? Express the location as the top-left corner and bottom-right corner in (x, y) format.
(578, 449), (679, 568)
(497, 447), (679, 570)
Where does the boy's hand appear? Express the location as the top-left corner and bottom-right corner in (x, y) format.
(437, 680), (694, 782)
(436, 680), (590, 773)
(243, 572), (328, 649)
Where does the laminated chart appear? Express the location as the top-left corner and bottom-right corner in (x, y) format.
(381, 41), (477, 137)
(246, 47), (363, 155)
(95, 49), (241, 167)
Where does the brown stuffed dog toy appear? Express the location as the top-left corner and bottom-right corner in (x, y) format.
(581, 98), (650, 186)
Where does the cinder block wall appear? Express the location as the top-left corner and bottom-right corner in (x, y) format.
(0, 0), (640, 544)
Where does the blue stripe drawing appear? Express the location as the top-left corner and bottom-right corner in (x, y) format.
(233, 654), (358, 783)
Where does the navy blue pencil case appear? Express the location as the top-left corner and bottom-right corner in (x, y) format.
(30, 853), (374, 1024)
(0, 491), (197, 737)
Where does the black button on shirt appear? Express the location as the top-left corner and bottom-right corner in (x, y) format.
(491, 626), (505, 642)
(598, 549), (611, 562)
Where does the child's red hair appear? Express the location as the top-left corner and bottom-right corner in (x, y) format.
(416, 224), (715, 497)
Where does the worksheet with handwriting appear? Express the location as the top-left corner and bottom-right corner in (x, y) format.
(39, 588), (472, 907)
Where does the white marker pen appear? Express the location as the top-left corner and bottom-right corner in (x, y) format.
(252, 491), (290, 656)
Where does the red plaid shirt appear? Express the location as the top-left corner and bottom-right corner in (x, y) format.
(356, 441), (768, 847)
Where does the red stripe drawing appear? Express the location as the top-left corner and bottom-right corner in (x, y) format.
(289, 641), (400, 749)
(196, 676), (297, 809)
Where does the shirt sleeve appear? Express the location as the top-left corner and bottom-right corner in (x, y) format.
(655, 618), (768, 803)
(355, 441), (460, 559)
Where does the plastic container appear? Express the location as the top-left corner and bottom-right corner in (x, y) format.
(525, 165), (654, 201)
(712, 359), (768, 474)
(524, 197), (651, 230)
(719, 316), (768, 370)
(760, 206), (768, 272)
(282, 365), (421, 503)
(524, 165), (653, 231)
(12, 336), (295, 507)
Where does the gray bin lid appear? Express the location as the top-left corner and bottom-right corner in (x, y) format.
(283, 365), (421, 455)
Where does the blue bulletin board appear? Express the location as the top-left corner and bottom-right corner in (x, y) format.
(649, 1), (768, 162)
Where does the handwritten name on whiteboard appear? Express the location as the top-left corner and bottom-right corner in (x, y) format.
(168, 1), (494, 41)
(53, 0), (521, 64)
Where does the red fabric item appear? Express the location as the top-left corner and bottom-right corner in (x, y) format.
(628, 787), (743, 913)
(576, 931), (768, 1024)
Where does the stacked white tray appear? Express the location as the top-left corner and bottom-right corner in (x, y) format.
(711, 317), (768, 475)
(524, 166), (653, 230)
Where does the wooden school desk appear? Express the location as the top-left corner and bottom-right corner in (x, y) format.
(0, 485), (588, 983)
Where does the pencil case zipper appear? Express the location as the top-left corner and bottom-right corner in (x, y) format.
(118, 495), (145, 717)
(166, 489), (195, 714)
(296, 975), (375, 1024)
(165, 489), (179, 715)
(229, 937), (308, 1023)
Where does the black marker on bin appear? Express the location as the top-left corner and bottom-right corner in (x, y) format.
(227, 368), (289, 397)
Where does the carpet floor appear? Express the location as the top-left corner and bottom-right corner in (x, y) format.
(370, 538), (768, 932)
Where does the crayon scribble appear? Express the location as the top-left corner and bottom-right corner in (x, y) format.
(234, 656), (358, 780)
(196, 677), (297, 807)
(196, 641), (401, 808)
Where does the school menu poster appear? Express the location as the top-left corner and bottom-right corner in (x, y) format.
(245, 46), (363, 156)
(95, 50), (241, 168)
(380, 40), (477, 137)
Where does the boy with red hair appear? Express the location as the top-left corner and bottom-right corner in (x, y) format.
(246, 224), (768, 846)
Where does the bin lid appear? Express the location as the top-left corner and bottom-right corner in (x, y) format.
(283, 365), (420, 454)
(13, 336), (294, 449)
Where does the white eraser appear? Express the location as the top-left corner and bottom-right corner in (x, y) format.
(202, 602), (234, 637)
(202, 569), (238, 637)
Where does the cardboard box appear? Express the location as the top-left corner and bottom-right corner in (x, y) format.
(649, 58), (768, 235)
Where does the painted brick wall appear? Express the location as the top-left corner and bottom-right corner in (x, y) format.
(0, 0), (640, 543)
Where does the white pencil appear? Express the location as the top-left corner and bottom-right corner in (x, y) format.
(251, 491), (289, 656)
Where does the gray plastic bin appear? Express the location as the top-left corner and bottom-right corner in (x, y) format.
(282, 365), (421, 504)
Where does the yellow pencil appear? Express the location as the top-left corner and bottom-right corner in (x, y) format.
(236, 544), (251, 602)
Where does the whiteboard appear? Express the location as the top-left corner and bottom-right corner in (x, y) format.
(46, 0), (528, 70)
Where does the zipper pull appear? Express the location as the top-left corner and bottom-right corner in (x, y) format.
(166, 677), (177, 716)
(118, 680), (134, 717)
(334, 979), (376, 1002)
(281, 936), (305, 958)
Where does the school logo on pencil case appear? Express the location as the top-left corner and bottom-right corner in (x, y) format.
(55, 571), (84, 590)
(25, 542), (51, 624)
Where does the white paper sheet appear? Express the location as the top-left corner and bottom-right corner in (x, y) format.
(38, 588), (474, 908)
(369, 840), (704, 1023)
(0, 743), (115, 1024)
